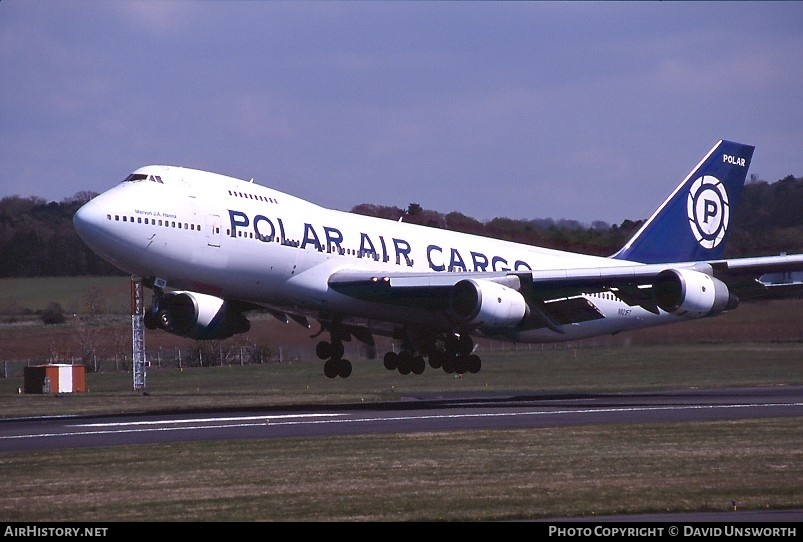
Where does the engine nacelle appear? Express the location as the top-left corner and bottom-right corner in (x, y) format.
(145, 291), (250, 340)
(653, 268), (738, 318)
(449, 279), (528, 329)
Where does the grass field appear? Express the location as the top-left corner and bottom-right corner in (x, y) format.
(0, 344), (801, 521)
(1, 343), (802, 417)
(0, 275), (132, 316)
(0, 277), (801, 521)
(0, 418), (799, 521)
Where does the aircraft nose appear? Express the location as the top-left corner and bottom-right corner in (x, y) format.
(73, 196), (105, 246)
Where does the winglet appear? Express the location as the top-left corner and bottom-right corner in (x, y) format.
(612, 140), (755, 264)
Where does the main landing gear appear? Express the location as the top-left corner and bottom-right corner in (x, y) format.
(314, 324), (482, 379)
(313, 327), (351, 378)
(315, 334), (353, 379)
(382, 333), (482, 376)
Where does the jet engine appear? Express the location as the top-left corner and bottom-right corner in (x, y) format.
(449, 279), (528, 329)
(144, 291), (250, 340)
(653, 268), (738, 318)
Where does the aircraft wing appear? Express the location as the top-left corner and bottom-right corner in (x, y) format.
(524, 254), (803, 302)
(328, 254), (803, 330)
(709, 254), (803, 300)
(327, 268), (612, 332)
(328, 264), (659, 331)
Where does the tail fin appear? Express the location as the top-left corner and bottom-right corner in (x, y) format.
(612, 139), (755, 264)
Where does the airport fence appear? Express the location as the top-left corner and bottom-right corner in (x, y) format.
(0, 336), (613, 380)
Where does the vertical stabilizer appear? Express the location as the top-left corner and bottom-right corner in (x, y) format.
(612, 140), (755, 264)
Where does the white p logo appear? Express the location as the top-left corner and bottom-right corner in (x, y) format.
(687, 175), (729, 249)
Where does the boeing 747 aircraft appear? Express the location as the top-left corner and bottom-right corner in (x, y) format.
(73, 140), (803, 377)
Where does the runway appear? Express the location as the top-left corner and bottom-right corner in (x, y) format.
(1, 385), (801, 452)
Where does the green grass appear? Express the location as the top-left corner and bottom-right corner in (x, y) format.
(1, 343), (801, 418)
(0, 344), (801, 521)
(0, 276), (801, 520)
(0, 419), (799, 521)
(0, 275), (131, 315)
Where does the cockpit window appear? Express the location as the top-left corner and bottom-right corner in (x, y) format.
(123, 173), (165, 184)
(123, 174), (148, 183)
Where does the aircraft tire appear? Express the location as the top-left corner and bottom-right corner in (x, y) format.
(412, 356), (426, 375)
(467, 354), (481, 374)
(398, 351), (412, 375)
(316, 341), (331, 360)
(442, 357), (455, 374)
(383, 352), (398, 371)
(323, 359), (339, 378)
(143, 311), (157, 330)
(338, 359), (352, 378)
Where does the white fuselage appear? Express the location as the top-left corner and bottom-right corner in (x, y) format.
(73, 165), (683, 343)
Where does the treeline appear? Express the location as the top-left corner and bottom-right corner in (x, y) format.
(0, 193), (120, 277)
(1, 175), (801, 277)
(353, 175), (803, 258)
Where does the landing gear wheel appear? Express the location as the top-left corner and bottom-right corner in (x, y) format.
(454, 355), (468, 375)
(324, 359), (339, 378)
(383, 352), (398, 371)
(316, 341), (331, 360)
(143, 311), (157, 330)
(428, 351), (444, 369)
(319, 329), (350, 377)
(411, 356), (426, 375)
(442, 356), (455, 374)
(467, 354), (481, 374)
(398, 351), (412, 375)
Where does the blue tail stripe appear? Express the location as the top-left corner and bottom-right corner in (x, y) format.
(612, 140), (755, 264)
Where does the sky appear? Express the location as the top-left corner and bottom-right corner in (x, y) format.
(1, 1), (802, 225)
